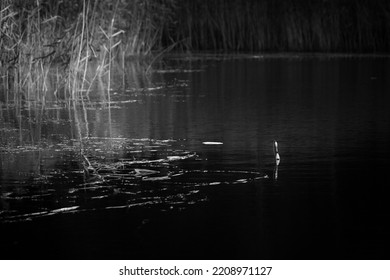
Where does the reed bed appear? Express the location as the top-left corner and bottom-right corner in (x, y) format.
(0, 0), (174, 103)
(173, 0), (390, 53)
(1, 0), (390, 105)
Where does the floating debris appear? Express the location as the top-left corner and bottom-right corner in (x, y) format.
(51, 206), (79, 213)
(202, 141), (223, 145)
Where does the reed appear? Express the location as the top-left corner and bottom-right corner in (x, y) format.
(0, 0), (171, 104)
(2, 0), (390, 105)
(172, 0), (390, 53)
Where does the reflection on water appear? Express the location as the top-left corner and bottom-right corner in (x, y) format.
(1, 54), (390, 259)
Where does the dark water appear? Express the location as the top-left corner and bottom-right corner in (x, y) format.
(1, 55), (390, 259)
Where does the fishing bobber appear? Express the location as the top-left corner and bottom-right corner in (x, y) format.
(274, 140), (280, 166)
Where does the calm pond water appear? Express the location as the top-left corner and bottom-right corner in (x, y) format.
(1, 54), (390, 259)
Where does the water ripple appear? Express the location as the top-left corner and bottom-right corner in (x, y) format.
(0, 137), (267, 223)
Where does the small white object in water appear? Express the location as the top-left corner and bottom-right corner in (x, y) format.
(167, 156), (182, 161)
(202, 141), (223, 145)
(51, 206), (79, 213)
(274, 140), (281, 166)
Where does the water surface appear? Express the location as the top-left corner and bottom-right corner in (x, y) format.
(1, 54), (390, 259)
